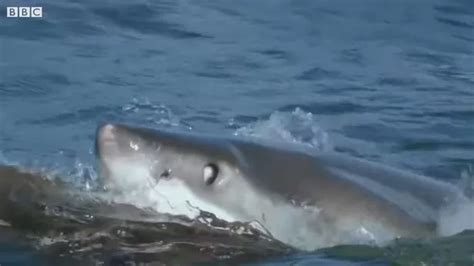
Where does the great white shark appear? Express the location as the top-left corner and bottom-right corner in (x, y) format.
(95, 123), (469, 250)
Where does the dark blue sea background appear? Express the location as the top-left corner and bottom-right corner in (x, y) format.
(0, 0), (473, 265)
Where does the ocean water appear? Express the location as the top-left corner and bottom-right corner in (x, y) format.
(0, 0), (473, 265)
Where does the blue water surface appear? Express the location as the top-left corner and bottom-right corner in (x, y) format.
(0, 0), (473, 265)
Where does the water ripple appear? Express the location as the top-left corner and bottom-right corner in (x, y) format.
(296, 67), (342, 81)
(396, 139), (474, 152)
(280, 102), (370, 115)
(91, 4), (210, 39)
(436, 17), (474, 29)
(1, 72), (71, 98)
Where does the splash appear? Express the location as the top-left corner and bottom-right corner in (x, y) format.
(438, 165), (474, 236)
(121, 97), (192, 130)
(234, 108), (331, 151)
(439, 200), (474, 236)
(234, 108), (474, 242)
(459, 164), (474, 198)
(67, 160), (99, 191)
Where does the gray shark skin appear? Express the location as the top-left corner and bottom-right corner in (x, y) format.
(95, 123), (465, 249)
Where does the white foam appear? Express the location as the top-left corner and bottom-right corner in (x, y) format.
(0, 219), (11, 227)
(438, 166), (474, 236)
(438, 198), (474, 236)
(234, 108), (331, 151)
(121, 97), (192, 130)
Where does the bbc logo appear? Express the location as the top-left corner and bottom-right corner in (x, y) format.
(6, 7), (43, 18)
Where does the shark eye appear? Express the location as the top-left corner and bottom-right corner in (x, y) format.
(160, 168), (172, 179)
(203, 163), (219, 185)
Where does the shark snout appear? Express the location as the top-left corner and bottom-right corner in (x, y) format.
(96, 123), (120, 159)
(97, 123), (116, 144)
(95, 123), (121, 182)
(97, 123), (116, 143)
(95, 123), (156, 188)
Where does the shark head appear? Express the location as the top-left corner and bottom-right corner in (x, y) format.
(95, 123), (266, 222)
